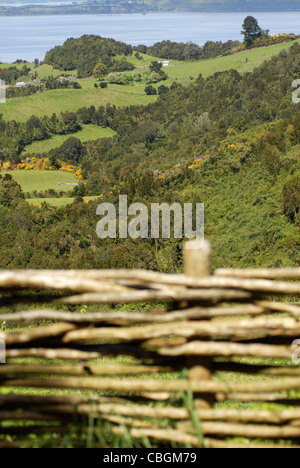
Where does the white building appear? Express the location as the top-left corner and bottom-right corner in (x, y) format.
(15, 82), (27, 88)
(158, 61), (170, 67)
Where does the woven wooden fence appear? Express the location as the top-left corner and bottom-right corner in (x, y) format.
(0, 240), (300, 448)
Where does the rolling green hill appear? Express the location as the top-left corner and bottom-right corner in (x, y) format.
(0, 38), (300, 271)
(5, 170), (78, 193)
(0, 41), (300, 270)
(1, 40), (298, 122)
(22, 125), (116, 155)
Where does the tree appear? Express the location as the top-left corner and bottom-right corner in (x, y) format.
(144, 85), (157, 96)
(52, 137), (86, 164)
(149, 61), (163, 74)
(241, 16), (262, 48)
(93, 62), (108, 79)
(283, 175), (300, 223)
(158, 85), (169, 95)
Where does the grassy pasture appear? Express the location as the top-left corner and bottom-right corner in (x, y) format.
(0, 84), (156, 121)
(33, 64), (77, 79)
(23, 124), (116, 155)
(28, 196), (100, 206)
(1, 40), (298, 122)
(164, 40), (300, 84)
(5, 170), (78, 193)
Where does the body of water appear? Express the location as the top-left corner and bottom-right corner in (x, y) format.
(0, 11), (300, 62)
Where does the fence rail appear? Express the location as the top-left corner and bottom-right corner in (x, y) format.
(0, 240), (300, 448)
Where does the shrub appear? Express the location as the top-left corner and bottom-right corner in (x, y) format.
(144, 85), (157, 96)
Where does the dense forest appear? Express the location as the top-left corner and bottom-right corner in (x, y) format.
(134, 40), (240, 61)
(44, 36), (134, 78)
(0, 43), (300, 270)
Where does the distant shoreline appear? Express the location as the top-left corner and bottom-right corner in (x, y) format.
(1, 4), (300, 16)
(1, 11), (300, 17)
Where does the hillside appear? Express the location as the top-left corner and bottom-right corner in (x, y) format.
(1, 40), (298, 122)
(0, 41), (299, 270)
(44, 36), (134, 78)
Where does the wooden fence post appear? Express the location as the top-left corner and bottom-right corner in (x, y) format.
(183, 239), (213, 408)
(183, 239), (211, 279)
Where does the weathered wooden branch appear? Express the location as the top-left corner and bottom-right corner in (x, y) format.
(255, 300), (300, 316)
(0, 288), (256, 306)
(0, 269), (299, 295)
(0, 271), (128, 294)
(215, 268), (300, 280)
(5, 344), (162, 361)
(159, 341), (293, 359)
(178, 421), (300, 439)
(2, 317), (300, 349)
(61, 317), (300, 344)
(213, 362), (300, 377)
(0, 363), (174, 377)
(14, 403), (300, 425)
(0, 304), (268, 325)
(2, 377), (300, 394)
(51, 288), (255, 305)
(1, 323), (76, 345)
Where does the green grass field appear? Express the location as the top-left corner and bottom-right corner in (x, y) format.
(163, 40), (300, 84)
(1, 40), (298, 122)
(23, 124), (116, 155)
(28, 196), (100, 206)
(33, 64), (77, 79)
(0, 84), (156, 121)
(6, 170), (78, 193)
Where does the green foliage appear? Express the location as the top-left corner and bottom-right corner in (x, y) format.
(23, 124), (116, 155)
(44, 35), (133, 78)
(0, 105), (119, 159)
(49, 136), (86, 164)
(0, 65), (30, 84)
(158, 85), (169, 95)
(93, 62), (108, 79)
(6, 170), (78, 194)
(283, 175), (300, 223)
(144, 85), (157, 95)
(135, 39), (240, 61)
(149, 61), (163, 73)
(241, 16), (262, 48)
(0, 173), (24, 207)
(1, 40), (298, 123)
(1, 39), (300, 271)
